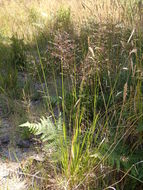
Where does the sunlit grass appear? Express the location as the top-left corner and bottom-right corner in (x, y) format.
(0, 0), (140, 42)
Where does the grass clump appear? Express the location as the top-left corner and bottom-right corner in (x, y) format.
(11, 35), (27, 71)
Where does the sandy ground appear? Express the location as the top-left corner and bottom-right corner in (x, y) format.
(0, 158), (27, 190)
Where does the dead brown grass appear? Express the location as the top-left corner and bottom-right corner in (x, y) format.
(0, 0), (138, 41)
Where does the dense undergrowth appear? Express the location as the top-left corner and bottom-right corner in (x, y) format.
(0, 0), (143, 189)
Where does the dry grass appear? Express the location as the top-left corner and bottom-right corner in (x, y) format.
(0, 0), (138, 41)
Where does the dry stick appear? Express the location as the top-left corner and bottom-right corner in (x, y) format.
(104, 168), (131, 190)
(106, 187), (116, 190)
(0, 167), (48, 181)
(127, 28), (135, 43)
(32, 171), (40, 188)
(73, 114), (143, 190)
(119, 168), (143, 184)
(103, 161), (143, 190)
(114, 82), (127, 141)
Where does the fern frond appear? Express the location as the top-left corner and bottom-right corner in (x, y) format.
(20, 114), (64, 155)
